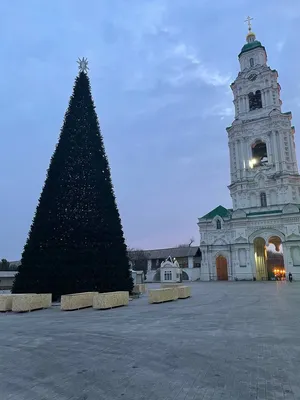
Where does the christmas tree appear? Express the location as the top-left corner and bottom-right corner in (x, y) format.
(12, 58), (133, 299)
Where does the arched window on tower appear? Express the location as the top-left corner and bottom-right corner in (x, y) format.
(216, 220), (221, 230)
(250, 58), (254, 67)
(260, 192), (267, 207)
(248, 90), (262, 111)
(251, 141), (268, 168)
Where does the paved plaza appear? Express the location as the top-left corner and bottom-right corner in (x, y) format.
(0, 282), (300, 400)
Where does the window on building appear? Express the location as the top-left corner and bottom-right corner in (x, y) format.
(216, 220), (221, 230)
(250, 58), (254, 67)
(251, 141), (268, 167)
(177, 257), (188, 268)
(248, 90), (262, 111)
(164, 271), (172, 281)
(260, 192), (267, 207)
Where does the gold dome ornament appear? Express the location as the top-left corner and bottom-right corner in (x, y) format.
(77, 57), (89, 73)
(247, 31), (256, 38)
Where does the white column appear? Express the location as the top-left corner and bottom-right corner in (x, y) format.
(238, 97), (242, 113)
(229, 142), (235, 180)
(282, 243), (292, 279)
(244, 96), (248, 112)
(265, 90), (269, 106)
(280, 133), (286, 171)
(241, 138), (248, 178)
(249, 244), (256, 279)
(262, 90), (266, 107)
(266, 135), (273, 164)
(236, 140), (241, 179)
(288, 132), (297, 173)
(243, 137), (249, 169)
(276, 131), (283, 171)
(268, 90), (272, 106)
(201, 246), (210, 281)
(246, 247), (250, 267)
(228, 248), (237, 281)
(272, 132), (279, 171)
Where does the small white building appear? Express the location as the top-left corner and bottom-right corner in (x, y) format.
(130, 270), (144, 285)
(142, 246), (201, 282)
(198, 24), (300, 282)
(160, 257), (181, 283)
(0, 271), (17, 290)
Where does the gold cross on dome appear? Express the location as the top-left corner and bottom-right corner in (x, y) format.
(244, 16), (253, 31)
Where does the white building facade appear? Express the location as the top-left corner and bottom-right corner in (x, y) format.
(141, 246), (201, 282)
(198, 26), (300, 281)
(160, 257), (182, 283)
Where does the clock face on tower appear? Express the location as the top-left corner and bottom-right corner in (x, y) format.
(248, 73), (257, 81)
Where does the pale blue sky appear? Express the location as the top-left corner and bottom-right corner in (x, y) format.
(0, 0), (300, 260)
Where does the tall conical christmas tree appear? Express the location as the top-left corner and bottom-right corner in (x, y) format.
(12, 58), (133, 299)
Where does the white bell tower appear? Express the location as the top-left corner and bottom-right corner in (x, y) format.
(198, 18), (300, 283)
(227, 18), (300, 210)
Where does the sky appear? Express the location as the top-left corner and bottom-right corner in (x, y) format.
(0, 0), (300, 260)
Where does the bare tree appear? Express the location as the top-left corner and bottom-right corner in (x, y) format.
(177, 237), (195, 248)
(127, 248), (150, 277)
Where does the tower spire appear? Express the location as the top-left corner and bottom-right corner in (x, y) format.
(244, 16), (256, 43)
(245, 16), (253, 32)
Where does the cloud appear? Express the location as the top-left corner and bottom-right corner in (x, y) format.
(273, 2), (300, 20)
(276, 40), (285, 52)
(202, 103), (235, 119)
(167, 42), (231, 87)
(178, 156), (194, 166)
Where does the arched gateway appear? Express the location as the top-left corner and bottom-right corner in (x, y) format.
(253, 234), (285, 281)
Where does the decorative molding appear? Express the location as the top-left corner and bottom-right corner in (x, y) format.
(248, 227), (285, 243)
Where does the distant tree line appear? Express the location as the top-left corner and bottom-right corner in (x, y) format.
(0, 259), (18, 271)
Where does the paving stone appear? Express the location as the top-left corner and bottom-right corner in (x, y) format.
(0, 281), (299, 400)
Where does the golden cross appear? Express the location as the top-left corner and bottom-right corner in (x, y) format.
(245, 16), (253, 31)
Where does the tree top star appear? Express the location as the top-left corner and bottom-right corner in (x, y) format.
(77, 57), (89, 73)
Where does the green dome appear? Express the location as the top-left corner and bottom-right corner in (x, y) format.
(239, 40), (264, 56)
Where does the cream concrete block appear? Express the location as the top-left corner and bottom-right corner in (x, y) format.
(0, 294), (14, 311)
(133, 284), (146, 293)
(93, 291), (129, 310)
(148, 288), (178, 304)
(177, 286), (191, 299)
(61, 292), (97, 311)
(161, 283), (182, 288)
(12, 293), (52, 312)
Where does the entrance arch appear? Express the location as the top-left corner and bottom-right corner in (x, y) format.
(250, 229), (286, 281)
(182, 270), (189, 281)
(266, 236), (285, 280)
(253, 236), (286, 281)
(216, 255), (228, 280)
